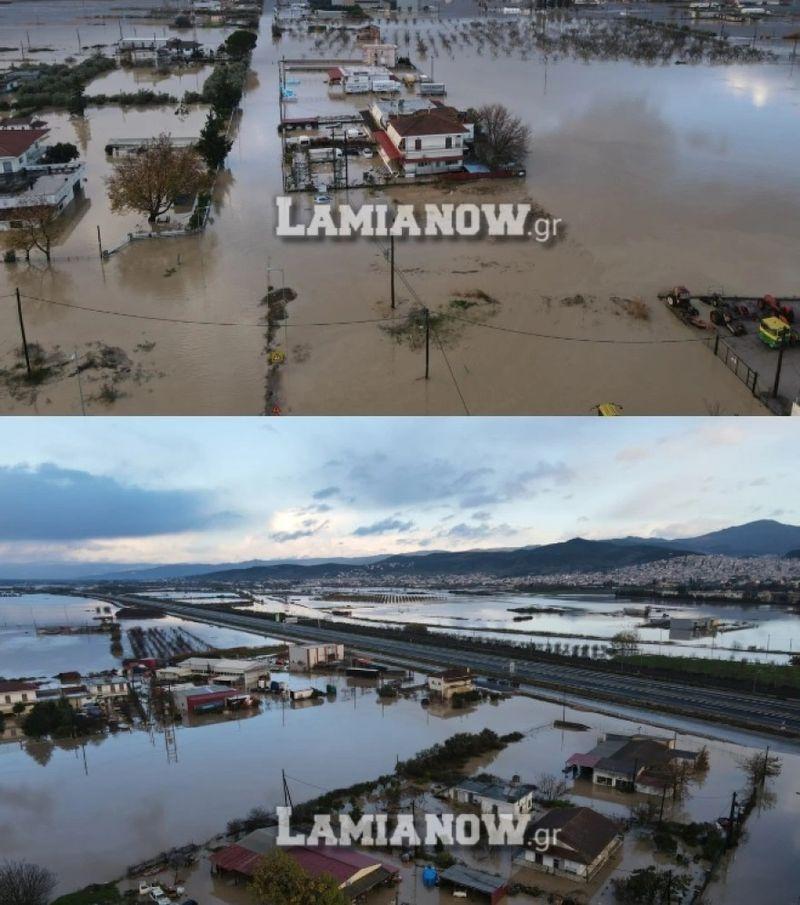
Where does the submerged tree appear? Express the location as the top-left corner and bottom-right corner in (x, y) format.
(472, 103), (530, 169)
(250, 850), (348, 905)
(106, 134), (206, 223)
(196, 110), (234, 171)
(0, 860), (56, 905)
(1, 201), (62, 262)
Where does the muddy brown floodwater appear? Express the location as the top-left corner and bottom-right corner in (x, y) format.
(2, 8), (799, 413)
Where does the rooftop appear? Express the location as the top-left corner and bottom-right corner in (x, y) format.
(0, 680), (38, 693)
(526, 807), (620, 864)
(388, 109), (467, 137)
(0, 128), (48, 158)
(453, 773), (536, 803)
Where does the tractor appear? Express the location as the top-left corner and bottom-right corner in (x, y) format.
(758, 295), (794, 324)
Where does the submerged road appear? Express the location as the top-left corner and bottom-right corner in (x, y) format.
(108, 595), (800, 738)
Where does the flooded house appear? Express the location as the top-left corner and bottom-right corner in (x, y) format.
(0, 127), (85, 230)
(362, 43), (398, 67)
(375, 107), (469, 177)
(426, 667), (474, 700)
(0, 680), (38, 714)
(516, 806), (622, 881)
(448, 773), (538, 815)
(565, 733), (698, 795)
(211, 826), (399, 896)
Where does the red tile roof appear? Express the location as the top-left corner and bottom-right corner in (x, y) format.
(210, 843), (263, 876)
(0, 681), (38, 693)
(210, 842), (392, 883)
(0, 128), (48, 158)
(374, 129), (403, 161)
(287, 845), (384, 883)
(388, 109), (467, 138)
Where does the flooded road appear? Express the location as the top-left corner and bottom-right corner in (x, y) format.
(2, 4), (799, 413)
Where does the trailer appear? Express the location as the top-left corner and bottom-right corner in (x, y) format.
(289, 687), (315, 701)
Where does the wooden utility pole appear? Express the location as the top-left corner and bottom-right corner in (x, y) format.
(390, 234), (396, 309)
(725, 790), (737, 848)
(15, 289), (32, 378)
(424, 307), (430, 379)
(96, 224), (104, 259)
(772, 345), (785, 399)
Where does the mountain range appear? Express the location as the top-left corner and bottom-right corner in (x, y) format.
(0, 520), (795, 583)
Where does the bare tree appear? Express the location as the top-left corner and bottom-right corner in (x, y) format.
(2, 201), (61, 262)
(536, 772), (569, 803)
(106, 134), (207, 223)
(472, 103), (531, 169)
(0, 861), (56, 905)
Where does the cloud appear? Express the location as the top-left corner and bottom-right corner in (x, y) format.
(0, 464), (236, 541)
(312, 486), (340, 500)
(353, 517), (416, 536)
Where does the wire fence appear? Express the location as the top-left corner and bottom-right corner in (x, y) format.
(705, 334), (759, 397)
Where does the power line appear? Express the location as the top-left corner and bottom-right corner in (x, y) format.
(14, 293), (405, 328)
(432, 323), (469, 415)
(446, 312), (712, 346)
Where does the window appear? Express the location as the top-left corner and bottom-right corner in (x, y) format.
(21, 694), (28, 702)
(414, 139), (421, 151)
(4, 695), (10, 704)
(445, 137), (452, 149)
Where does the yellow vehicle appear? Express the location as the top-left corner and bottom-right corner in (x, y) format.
(595, 403), (623, 416)
(758, 316), (791, 349)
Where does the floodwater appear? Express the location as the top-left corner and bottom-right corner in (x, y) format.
(2, 657), (799, 900)
(2, 5), (799, 413)
(0, 593), (276, 676)
(261, 590), (800, 663)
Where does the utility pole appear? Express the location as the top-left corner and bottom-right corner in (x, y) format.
(424, 307), (430, 379)
(772, 343), (785, 400)
(97, 224), (104, 259)
(390, 234), (396, 309)
(658, 783), (667, 825)
(725, 790), (737, 848)
(15, 289), (32, 378)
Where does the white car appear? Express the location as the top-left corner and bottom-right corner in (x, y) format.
(149, 888), (171, 905)
(314, 194), (331, 205)
(360, 148), (374, 158)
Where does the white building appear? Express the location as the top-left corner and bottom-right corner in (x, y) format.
(379, 108), (468, 176)
(0, 128), (48, 174)
(287, 643), (345, 670)
(518, 807), (622, 881)
(0, 681), (38, 714)
(157, 656), (270, 689)
(362, 43), (398, 67)
(426, 667), (474, 699)
(449, 774), (537, 816)
(84, 675), (130, 701)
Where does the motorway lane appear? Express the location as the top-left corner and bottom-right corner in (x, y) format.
(108, 595), (800, 736)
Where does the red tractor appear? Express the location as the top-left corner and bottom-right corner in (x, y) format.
(758, 294), (794, 324)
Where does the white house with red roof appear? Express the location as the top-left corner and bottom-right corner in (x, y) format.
(0, 125), (86, 230)
(376, 107), (470, 177)
(0, 127), (49, 174)
(0, 680), (38, 714)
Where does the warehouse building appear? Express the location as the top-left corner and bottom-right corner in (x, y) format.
(287, 643), (345, 670)
(157, 656), (269, 689)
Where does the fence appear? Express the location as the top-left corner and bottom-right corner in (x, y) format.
(706, 334), (759, 396)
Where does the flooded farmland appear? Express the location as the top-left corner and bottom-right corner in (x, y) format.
(2, 1), (799, 413)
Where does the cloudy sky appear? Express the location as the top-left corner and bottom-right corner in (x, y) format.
(0, 417), (796, 571)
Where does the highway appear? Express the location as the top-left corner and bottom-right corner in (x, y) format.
(107, 594), (800, 738)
